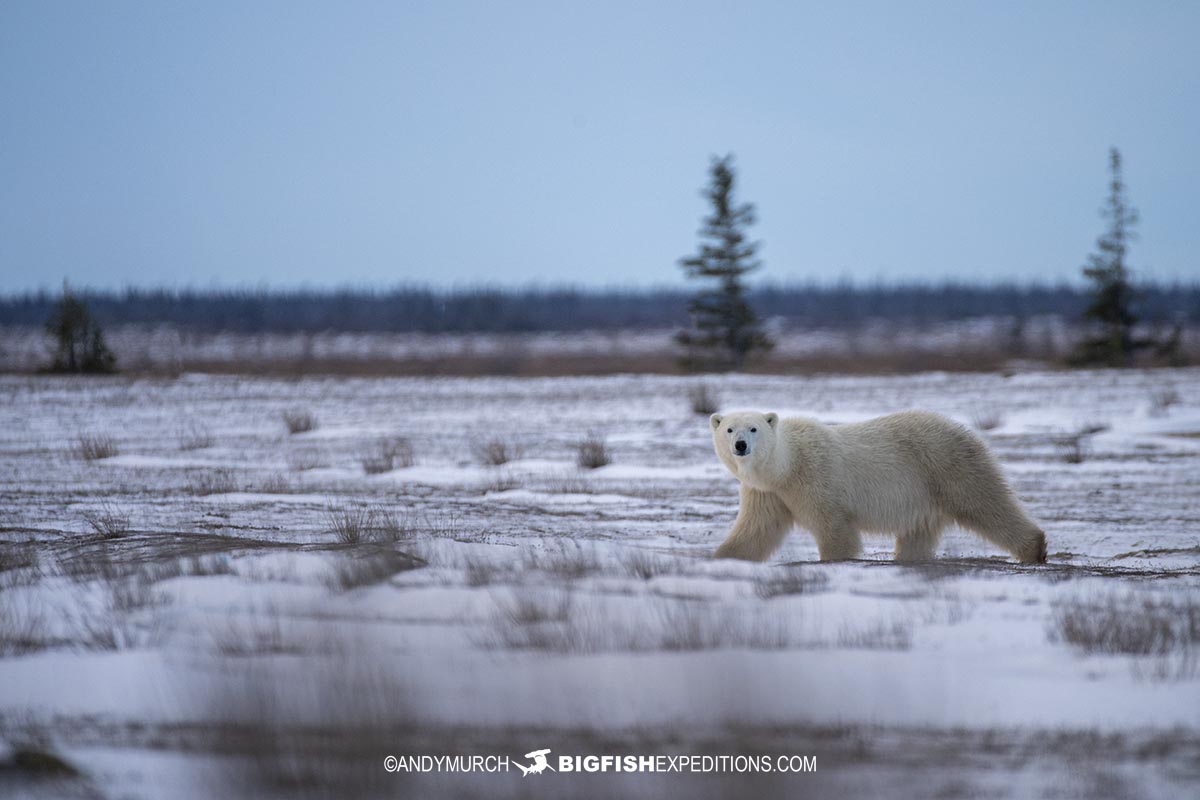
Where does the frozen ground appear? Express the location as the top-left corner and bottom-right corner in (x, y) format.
(1, 369), (1198, 798)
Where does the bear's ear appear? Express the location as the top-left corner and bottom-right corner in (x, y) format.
(764, 412), (779, 428)
(710, 413), (723, 430)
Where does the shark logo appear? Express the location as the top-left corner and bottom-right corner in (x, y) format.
(517, 748), (555, 777)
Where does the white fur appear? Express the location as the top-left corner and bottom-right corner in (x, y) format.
(710, 410), (1047, 564)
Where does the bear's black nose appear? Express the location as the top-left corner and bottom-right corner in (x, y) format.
(734, 440), (747, 454)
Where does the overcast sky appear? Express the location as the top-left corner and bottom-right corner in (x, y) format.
(1, 1), (1197, 293)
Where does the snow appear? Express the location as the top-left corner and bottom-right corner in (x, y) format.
(1, 368), (1199, 797)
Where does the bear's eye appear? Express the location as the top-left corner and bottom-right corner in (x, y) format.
(726, 428), (732, 433)
(750, 427), (757, 433)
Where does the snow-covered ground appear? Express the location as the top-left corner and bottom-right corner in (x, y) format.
(1, 369), (1198, 798)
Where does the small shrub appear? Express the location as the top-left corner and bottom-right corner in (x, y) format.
(688, 384), (719, 415)
(178, 422), (215, 451)
(82, 502), (131, 539)
(213, 608), (294, 657)
(575, 432), (611, 469)
(73, 433), (118, 461)
(360, 437), (414, 474)
(473, 438), (523, 466)
(282, 409), (318, 434)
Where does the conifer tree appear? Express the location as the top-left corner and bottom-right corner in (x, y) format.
(1072, 148), (1142, 366)
(45, 282), (117, 373)
(676, 155), (772, 371)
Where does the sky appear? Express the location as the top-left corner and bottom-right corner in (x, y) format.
(1, 1), (1198, 293)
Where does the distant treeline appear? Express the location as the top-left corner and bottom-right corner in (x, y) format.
(1, 283), (1197, 333)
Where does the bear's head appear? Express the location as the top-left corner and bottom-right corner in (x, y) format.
(710, 411), (779, 478)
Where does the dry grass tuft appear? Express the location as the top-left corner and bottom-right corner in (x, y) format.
(327, 548), (424, 591)
(527, 541), (601, 580)
(1056, 433), (1091, 464)
(360, 437), (414, 474)
(1149, 386), (1181, 416)
(69, 574), (166, 651)
(575, 431), (611, 469)
(755, 567), (830, 599)
(287, 448), (326, 472)
(327, 504), (373, 545)
(1050, 593), (1199, 679)
(282, 408), (318, 434)
(688, 384), (719, 415)
(187, 468), (240, 495)
(481, 470), (518, 494)
(326, 503), (429, 544)
(73, 433), (119, 461)
(544, 471), (591, 494)
(82, 502), (132, 539)
(0, 596), (49, 656)
(463, 556), (515, 587)
(494, 587), (573, 625)
(213, 606), (298, 657)
(837, 619), (914, 651)
(970, 407), (1003, 432)
(484, 599), (794, 653)
(472, 438), (523, 466)
(178, 421), (215, 451)
(256, 472), (295, 494)
(622, 549), (675, 581)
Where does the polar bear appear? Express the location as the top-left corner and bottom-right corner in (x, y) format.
(710, 410), (1047, 563)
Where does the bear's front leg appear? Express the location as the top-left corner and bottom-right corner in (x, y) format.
(713, 486), (793, 562)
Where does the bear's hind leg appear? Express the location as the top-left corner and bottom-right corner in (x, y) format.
(894, 525), (942, 562)
(951, 501), (1046, 564)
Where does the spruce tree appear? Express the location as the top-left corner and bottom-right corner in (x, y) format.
(1072, 148), (1141, 366)
(676, 154), (772, 371)
(45, 282), (117, 373)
